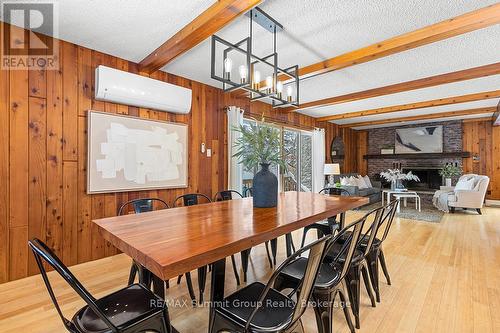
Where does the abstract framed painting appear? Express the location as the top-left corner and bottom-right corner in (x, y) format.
(395, 125), (443, 154)
(87, 111), (188, 194)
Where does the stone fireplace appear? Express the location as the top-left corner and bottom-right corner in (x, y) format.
(366, 120), (463, 189)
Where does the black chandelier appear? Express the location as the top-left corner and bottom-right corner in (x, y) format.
(211, 7), (299, 108)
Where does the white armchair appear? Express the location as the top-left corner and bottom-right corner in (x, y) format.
(448, 174), (490, 214)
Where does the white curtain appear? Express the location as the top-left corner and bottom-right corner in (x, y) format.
(312, 128), (326, 192)
(227, 106), (244, 193)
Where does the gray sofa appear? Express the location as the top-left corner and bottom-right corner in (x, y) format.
(333, 173), (382, 204)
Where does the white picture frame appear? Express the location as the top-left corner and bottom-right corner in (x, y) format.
(87, 111), (188, 194)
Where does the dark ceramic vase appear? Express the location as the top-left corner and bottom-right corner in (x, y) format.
(252, 163), (278, 208)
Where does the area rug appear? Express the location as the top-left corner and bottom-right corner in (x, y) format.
(358, 202), (444, 223)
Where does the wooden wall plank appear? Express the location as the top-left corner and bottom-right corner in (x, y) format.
(62, 42), (78, 161)
(77, 46), (93, 263)
(28, 97), (47, 275)
(0, 49), (10, 283)
(46, 57), (64, 258)
(62, 161), (78, 265)
(492, 126), (500, 199)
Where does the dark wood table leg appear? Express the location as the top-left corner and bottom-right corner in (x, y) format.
(208, 258), (226, 333)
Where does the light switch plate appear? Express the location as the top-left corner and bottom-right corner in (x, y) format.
(206, 148), (212, 157)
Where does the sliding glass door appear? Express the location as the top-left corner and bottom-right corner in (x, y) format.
(283, 129), (313, 192)
(237, 119), (313, 194)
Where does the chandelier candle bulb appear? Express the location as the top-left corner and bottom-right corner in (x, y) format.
(276, 81), (283, 99)
(287, 85), (293, 102)
(253, 70), (261, 90)
(238, 65), (247, 84)
(223, 57), (232, 80)
(265, 76), (273, 94)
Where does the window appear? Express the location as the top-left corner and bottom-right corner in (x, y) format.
(241, 119), (281, 194)
(238, 119), (313, 194)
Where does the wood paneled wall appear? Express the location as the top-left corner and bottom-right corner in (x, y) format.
(0, 24), (324, 282)
(462, 119), (500, 199)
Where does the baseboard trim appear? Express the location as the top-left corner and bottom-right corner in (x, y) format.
(485, 199), (500, 207)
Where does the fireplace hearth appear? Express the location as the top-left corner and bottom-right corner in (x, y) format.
(402, 167), (442, 190)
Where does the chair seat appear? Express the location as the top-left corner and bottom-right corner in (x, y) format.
(279, 257), (341, 289)
(73, 284), (164, 333)
(216, 282), (294, 330)
(325, 242), (364, 264)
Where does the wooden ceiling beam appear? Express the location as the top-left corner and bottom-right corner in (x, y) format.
(296, 3), (500, 80)
(339, 107), (497, 128)
(316, 90), (500, 122)
(283, 62), (500, 112)
(139, 0), (262, 74)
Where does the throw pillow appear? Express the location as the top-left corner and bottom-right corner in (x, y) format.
(455, 178), (474, 191)
(340, 177), (348, 186)
(347, 176), (358, 186)
(356, 175), (368, 189)
(363, 175), (373, 188)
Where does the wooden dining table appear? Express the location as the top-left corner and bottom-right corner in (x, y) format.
(93, 191), (368, 333)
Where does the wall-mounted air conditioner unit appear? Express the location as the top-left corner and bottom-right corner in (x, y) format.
(95, 65), (192, 114)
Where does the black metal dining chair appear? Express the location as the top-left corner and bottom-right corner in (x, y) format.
(274, 214), (368, 333)
(331, 205), (386, 329)
(364, 199), (398, 303)
(173, 193), (240, 304)
(300, 187), (351, 248)
(209, 235), (329, 333)
(28, 238), (171, 333)
(213, 189), (244, 202)
(118, 198), (170, 286)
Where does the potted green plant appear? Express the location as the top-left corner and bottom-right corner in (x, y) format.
(233, 119), (286, 208)
(439, 164), (462, 187)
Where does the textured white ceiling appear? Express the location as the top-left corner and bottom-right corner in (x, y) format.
(2, 0), (498, 124)
(49, 0), (216, 63)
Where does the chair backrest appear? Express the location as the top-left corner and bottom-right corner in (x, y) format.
(117, 198), (169, 215)
(357, 205), (386, 257)
(28, 239), (119, 332)
(377, 199), (399, 244)
(319, 187), (350, 196)
(244, 236), (329, 332)
(325, 212), (369, 282)
(213, 189), (243, 202)
(173, 193), (212, 207)
(243, 187), (253, 197)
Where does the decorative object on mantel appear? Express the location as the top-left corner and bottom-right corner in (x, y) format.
(395, 125), (443, 154)
(380, 169), (420, 191)
(380, 144), (394, 155)
(438, 163), (462, 187)
(324, 163), (341, 187)
(233, 118), (286, 208)
(210, 7), (299, 108)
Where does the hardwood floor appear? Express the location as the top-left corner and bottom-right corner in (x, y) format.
(0, 207), (499, 332)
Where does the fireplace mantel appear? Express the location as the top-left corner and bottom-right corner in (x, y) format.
(363, 152), (470, 160)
